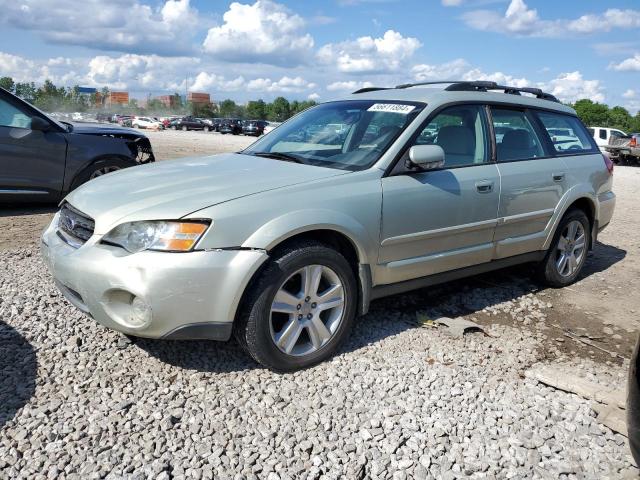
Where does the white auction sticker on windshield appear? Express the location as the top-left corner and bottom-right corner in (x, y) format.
(367, 103), (416, 114)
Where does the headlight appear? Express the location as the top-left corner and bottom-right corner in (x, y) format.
(102, 221), (210, 253)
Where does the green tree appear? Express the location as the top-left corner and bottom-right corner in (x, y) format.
(219, 99), (239, 118)
(268, 96), (290, 122)
(246, 99), (267, 120)
(572, 99), (609, 127)
(607, 106), (633, 132)
(0, 76), (15, 92)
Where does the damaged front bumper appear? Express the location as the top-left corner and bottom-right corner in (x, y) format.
(40, 215), (268, 340)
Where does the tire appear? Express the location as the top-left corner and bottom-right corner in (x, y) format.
(204, 126), (210, 132)
(69, 157), (133, 191)
(171, 125), (177, 130)
(182, 126), (188, 131)
(537, 208), (590, 287)
(235, 241), (357, 372)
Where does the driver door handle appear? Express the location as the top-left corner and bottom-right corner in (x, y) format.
(553, 172), (565, 182)
(475, 180), (494, 193)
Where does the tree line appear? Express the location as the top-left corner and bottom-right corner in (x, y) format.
(1, 76), (639, 130)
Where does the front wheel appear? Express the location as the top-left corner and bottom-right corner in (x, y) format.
(235, 241), (357, 372)
(537, 208), (590, 287)
(182, 125), (188, 131)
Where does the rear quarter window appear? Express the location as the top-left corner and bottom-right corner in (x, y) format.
(534, 111), (598, 154)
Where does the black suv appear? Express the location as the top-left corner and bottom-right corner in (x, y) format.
(219, 119), (243, 135)
(0, 87), (154, 203)
(170, 116), (209, 131)
(242, 120), (268, 136)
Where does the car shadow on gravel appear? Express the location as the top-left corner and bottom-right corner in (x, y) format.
(579, 241), (627, 278)
(134, 242), (626, 371)
(134, 337), (259, 373)
(0, 205), (57, 217)
(0, 320), (37, 429)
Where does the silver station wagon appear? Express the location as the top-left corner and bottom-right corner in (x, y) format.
(42, 80), (616, 371)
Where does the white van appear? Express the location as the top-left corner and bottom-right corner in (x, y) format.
(589, 126), (627, 152)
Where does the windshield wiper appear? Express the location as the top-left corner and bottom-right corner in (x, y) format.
(250, 152), (305, 164)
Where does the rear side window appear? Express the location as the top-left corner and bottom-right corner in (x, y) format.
(491, 108), (544, 162)
(599, 129), (607, 140)
(535, 111), (598, 154)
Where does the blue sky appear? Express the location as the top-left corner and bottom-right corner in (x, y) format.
(0, 0), (638, 111)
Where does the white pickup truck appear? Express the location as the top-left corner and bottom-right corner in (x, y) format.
(605, 132), (640, 165)
(589, 126), (628, 152)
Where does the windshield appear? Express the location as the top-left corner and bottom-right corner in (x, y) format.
(243, 100), (424, 170)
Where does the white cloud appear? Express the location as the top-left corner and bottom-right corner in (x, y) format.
(442, 0), (463, 6)
(308, 92), (321, 101)
(85, 54), (199, 91)
(609, 54), (640, 72)
(0, 51), (87, 86)
(318, 30), (421, 73)
(463, 0), (640, 37)
(0, 0), (199, 55)
(623, 89), (636, 99)
(326, 81), (374, 92)
(411, 59), (470, 81)
(568, 9), (640, 34)
(412, 60), (529, 88)
(246, 76), (316, 93)
(202, 0), (314, 66)
(411, 60), (603, 104)
(541, 71), (605, 103)
(189, 72), (246, 92)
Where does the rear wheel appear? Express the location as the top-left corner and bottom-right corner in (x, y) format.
(182, 125), (188, 131)
(235, 241), (357, 372)
(203, 126), (210, 132)
(537, 208), (590, 287)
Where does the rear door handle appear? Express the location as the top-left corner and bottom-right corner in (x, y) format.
(475, 180), (494, 193)
(552, 172), (565, 182)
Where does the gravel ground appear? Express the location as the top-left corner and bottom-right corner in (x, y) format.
(1, 132), (639, 478)
(144, 130), (256, 161)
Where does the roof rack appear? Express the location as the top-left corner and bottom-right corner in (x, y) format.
(352, 80), (560, 103)
(351, 87), (393, 94)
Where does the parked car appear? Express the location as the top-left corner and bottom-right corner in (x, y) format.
(132, 116), (164, 130)
(96, 112), (113, 123)
(605, 132), (640, 165)
(0, 87), (154, 203)
(219, 119), (243, 135)
(212, 118), (224, 132)
(589, 126), (627, 153)
(41, 80), (615, 371)
(242, 120), (268, 136)
(170, 116), (208, 131)
(629, 334), (640, 467)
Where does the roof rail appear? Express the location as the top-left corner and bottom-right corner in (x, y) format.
(357, 80), (560, 103)
(352, 87), (393, 94)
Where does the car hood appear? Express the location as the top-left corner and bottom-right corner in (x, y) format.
(65, 153), (349, 234)
(70, 122), (144, 137)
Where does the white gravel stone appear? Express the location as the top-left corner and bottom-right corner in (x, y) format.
(0, 247), (636, 479)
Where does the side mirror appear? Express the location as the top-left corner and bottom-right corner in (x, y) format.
(408, 145), (445, 170)
(30, 116), (51, 132)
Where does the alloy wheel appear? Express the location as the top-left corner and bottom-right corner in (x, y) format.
(89, 166), (121, 179)
(555, 220), (586, 277)
(269, 264), (345, 357)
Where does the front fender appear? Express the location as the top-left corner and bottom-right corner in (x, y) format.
(242, 209), (377, 266)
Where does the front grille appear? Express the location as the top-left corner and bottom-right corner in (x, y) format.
(57, 203), (95, 247)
